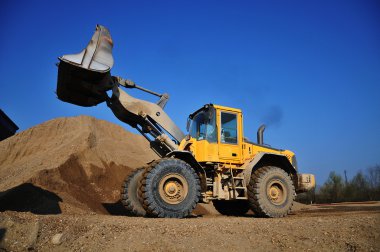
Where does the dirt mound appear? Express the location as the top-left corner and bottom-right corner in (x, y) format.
(0, 116), (158, 214)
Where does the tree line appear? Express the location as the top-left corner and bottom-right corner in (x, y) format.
(296, 164), (380, 204)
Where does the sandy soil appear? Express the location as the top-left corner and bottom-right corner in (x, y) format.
(0, 203), (379, 252)
(0, 117), (379, 251)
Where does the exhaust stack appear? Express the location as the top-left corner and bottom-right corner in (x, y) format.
(257, 124), (266, 145)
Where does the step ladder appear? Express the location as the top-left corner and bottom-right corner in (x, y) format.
(229, 168), (248, 200)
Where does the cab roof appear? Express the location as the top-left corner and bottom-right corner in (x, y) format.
(189, 104), (241, 119)
(213, 104), (242, 113)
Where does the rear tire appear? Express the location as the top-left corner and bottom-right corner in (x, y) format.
(121, 168), (146, 216)
(139, 158), (200, 218)
(247, 166), (295, 218)
(213, 200), (250, 216)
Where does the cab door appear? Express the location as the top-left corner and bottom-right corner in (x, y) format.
(217, 110), (242, 163)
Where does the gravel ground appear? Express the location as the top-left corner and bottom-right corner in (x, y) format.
(1, 202), (379, 252)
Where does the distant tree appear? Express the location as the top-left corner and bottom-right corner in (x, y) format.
(318, 171), (344, 203)
(299, 165), (380, 204)
(342, 181), (354, 202)
(366, 164), (380, 200)
(349, 171), (370, 201)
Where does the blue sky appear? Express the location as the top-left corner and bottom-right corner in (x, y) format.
(1, 0), (379, 184)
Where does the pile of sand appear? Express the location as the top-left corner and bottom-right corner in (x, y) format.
(0, 116), (157, 214)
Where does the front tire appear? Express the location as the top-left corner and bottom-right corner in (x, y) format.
(139, 158), (201, 218)
(247, 166), (295, 218)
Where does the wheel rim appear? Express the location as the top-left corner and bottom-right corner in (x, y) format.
(267, 179), (287, 205)
(158, 173), (188, 204)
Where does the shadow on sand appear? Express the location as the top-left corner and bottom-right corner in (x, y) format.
(0, 183), (62, 214)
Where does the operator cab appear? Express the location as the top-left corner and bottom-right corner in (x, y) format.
(185, 104), (243, 164)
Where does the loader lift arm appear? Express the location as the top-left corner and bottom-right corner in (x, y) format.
(113, 76), (170, 109)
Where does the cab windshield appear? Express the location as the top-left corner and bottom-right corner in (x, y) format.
(189, 107), (217, 143)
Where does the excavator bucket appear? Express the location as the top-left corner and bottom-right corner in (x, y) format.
(56, 25), (114, 106)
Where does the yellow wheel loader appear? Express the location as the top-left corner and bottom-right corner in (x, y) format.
(56, 25), (315, 218)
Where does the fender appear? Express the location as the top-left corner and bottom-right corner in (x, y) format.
(166, 150), (207, 192)
(243, 152), (297, 185)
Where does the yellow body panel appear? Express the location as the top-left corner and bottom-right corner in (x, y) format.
(179, 104), (296, 168)
(188, 139), (219, 163)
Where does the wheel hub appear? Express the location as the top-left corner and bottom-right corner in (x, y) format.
(269, 187), (279, 199)
(158, 173), (188, 205)
(267, 180), (287, 205)
(164, 182), (179, 196)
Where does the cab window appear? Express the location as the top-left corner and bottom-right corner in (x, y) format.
(189, 107), (217, 143)
(221, 112), (237, 144)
